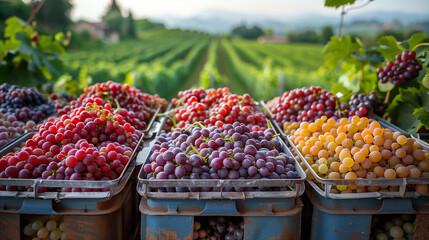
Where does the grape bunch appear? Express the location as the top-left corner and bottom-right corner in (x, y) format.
(377, 50), (422, 85)
(63, 81), (168, 130)
(22, 215), (66, 240)
(143, 122), (299, 192)
(268, 86), (346, 126)
(193, 217), (244, 240)
(0, 102), (143, 192)
(371, 214), (415, 240)
(0, 84), (56, 123)
(347, 92), (387, 117)
(289, 116), (429, 195)
(0, 114), (36, 148)
(170, 88), (267, 131)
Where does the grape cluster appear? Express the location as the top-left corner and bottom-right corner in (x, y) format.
(0, 114), (36, 148)
(193, 217), (244, 240)
(371, 214), (415, 240)
(171, 88), (267, 131)
(289, 116), (429, 194)
(143, 122), (299, 192)
(377, 50), (422, 85)
(63, 81), (167, 130)
(0, 102), (143, 192)
(0, 84), (56, 123)
(23, 215), (66, 240)
(269, 86), (345, 126)
(347, 92), (387, 117)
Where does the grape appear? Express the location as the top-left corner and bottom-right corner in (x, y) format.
(403, 222), (414, 235)
(50, 229), (62, 240)
(390, 226), (404, 238)
(0, 101), (143, 192)
(143, 122), (299, 192)
(267, 86), (343, 127)
(377, 50), (422, 85)
(347, 92), (386, 117)
(46, 219), (57, 231)
(291, 116), (429, 193)
(37, 227), (49, 238)
(170, 88), (266, 130)
(23, 223), (36, 236)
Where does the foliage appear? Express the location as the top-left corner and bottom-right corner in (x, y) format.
(230, 24), (263, 39)
(287, 30), (320, 43)
(321, 26), (334, 44)
(324, 0), (357, 8)
(0, 16), (66, 86)
(0, 0), (30, 32)
(35, 0), (73, 31)
(125, 11), (136, 38)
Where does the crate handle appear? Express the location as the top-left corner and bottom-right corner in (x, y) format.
(377, 198), (415, 213)
(18, 198), (57, 214)
(167, 202), (178, 214)
(200, 200), (240, 215)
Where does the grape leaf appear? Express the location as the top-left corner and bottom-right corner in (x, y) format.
(323, 36), (361, 69)
(386, 87), (429, 133)
(377, 36), (404, 62)
(324, 0), (356, 8)
(422, 69), (429, 89)
(414, 108), (429, 129)
(415, 45), (429, 58)
(408, 33), (428, 50)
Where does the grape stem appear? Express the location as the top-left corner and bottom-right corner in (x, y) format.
(190, 143), (207, 162)
(412, 43), (429, 52)
(185, 121), (206, 130)
(384, 90), (391, 104)
(267, 120), (272, 129)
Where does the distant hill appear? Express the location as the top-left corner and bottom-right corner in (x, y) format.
(146, 9), (429, 35)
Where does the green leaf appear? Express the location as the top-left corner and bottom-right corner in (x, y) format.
(408, 33), (427, 50)
(377, 36), (404, 62)
(415, 45), (429, 58)
(414, 108), (429, 129)
(378, 81), (395, 92)
(421, 69), (429, 89)
(325, 0), (356, 8)
(323, 36), (361, 69)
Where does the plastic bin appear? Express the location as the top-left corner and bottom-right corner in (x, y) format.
(305, 181), (429, 240)
(140, 197), (303, 240)
(0, 166), (140, 240)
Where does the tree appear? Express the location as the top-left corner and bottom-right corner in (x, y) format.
(35, 0), (73, 31)
(230, 24), (263, 39)
(0, 0), (30, 33)
(264, 29), (273, 36)
(125, 11), (136, 38)
(321, 26), (334, 43)
(102, 0), (123, 37)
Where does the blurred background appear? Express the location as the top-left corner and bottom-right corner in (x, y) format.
(1, 0), (429, 100)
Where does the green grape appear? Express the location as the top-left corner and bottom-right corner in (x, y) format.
(46, 220), (57, 231)
(37, 227), (49, 238)
(376, 232), (388, 240)
(23, 223), (36, 236)
(50, 229), (62, 240)
(318, 164), (329, 174)
(59, 222), (66, 231)
(390, 226), (404, 238)
(32, 221), (44, 231)
(403, 222), (414, 235)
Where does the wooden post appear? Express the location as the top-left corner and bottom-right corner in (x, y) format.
(277, 71), (284, 96)
(209, 73), (215, 88)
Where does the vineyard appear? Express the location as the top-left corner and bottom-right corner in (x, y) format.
(61, 29), (331, 100)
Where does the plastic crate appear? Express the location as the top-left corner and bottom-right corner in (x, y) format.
(305, 181), (429, 240)
(139, 197), (303, 240)
(0, 169), (140, 240)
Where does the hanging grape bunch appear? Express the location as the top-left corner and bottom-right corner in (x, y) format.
(377, 50), (422, 85)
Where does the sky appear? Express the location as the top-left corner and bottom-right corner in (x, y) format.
(70, 0), (429, 22)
